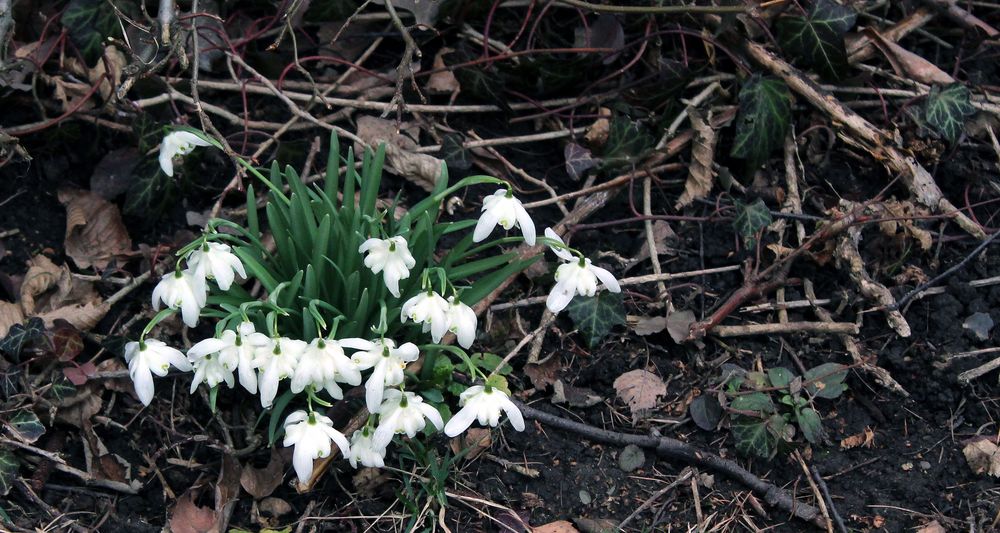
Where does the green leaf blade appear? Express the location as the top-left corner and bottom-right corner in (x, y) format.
(730, 76), (792, 167)
(566, 291), (626, 347)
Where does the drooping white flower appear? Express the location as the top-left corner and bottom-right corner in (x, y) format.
(543, 228), (621, 313)
(188, 350), (235, 394)
(401, 291), (449, 342)
(253, 337), (307, 408)
(187, 322), (270, 394)
(444, 385), (525, 437)
(282, 410), (350, 485)
(187, 242), (246, 291)
(124, 339), (192, 406)
(350, 338), (419, 413)
(474, 189), (536, 245)
(373, 390), (444, 449)
(347, 427), (387, 469)
(158, 131), (212, 177)
(445, 296), (477, 349)
(290, 338), (365, 399)
(358, 236), (416, 298)
(151, 269), (207, 328)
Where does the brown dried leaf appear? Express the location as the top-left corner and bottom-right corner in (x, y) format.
(54, 387), (103, 428)
(169, 492), (217, 533)
(666, 309), (696, 344)
(352, 467), (393, 499)
(630, 315), (666, 336)
(840, 427), (875, 450)
(625, 221), (677, 271)
(20, 255), (63, 315)
(215, 454), (241, 532)
(916, 520), (947, 533)
(58, 188), (132, 269)
(863, 29), (954, 85)
(676, 108), (717, 209)
(534, 520), (580, 533)
(89, 45), (127, 101)
(240, 447), (285, 500)
(552, 379), (603, 408)
(584, 108), (612, 148)
(449, 427), (492, 460)
(613, 369), (666, 418)
(426, 47), (460, 95)
(524, 355), (561, 390)
(259, 497), (292, 517)
(36, 301), (110, 333)
(962, 438), (1000, 477)
(355, 116), (444, 192)
(0, 301), (25, 338)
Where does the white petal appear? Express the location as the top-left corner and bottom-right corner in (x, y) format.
(131, 365), (155, 406)
(187, 338), (229, 359)
(444, 405), (477, 437)
(339, 338), (375, 351)
(473, 207), (501, 243)
(545, 228), (574, 261)
(514, 203), (536, 245)
(365, 365), (387, 413)
(418, 403), (444, 430)
(500, 396), (525, 431)
(546, 286), (575, 313)
(291, 442), (316, 485)
(590, 264), (621, 293)
(158, 146), (175, 177)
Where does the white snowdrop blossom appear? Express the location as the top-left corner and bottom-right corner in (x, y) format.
(187, 322), (269, 394)
(359, 236), (416, 298)
(444, 385), (525, 437)
(282, 411), (350, 485)
(151, 269), (207, 328)
(543, 228), (621, 313)
(445, 296), (477, 349)
(158, 131), (212, 177)
(124, 339), (192, 406)
(401, 291), (449, 342)
(187, 242), (246, 291)
(290, 338), (366, 399)
(474, 189), (536, 245)
(373, 390), (444, 449)
(254, 337), (307, 408)
(187, 350), (235, 394)
(350, 338), (419, 413)
(347, 427), (387, 469)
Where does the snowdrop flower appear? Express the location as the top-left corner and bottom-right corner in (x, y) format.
(187, 350), (235, 394)
(253, 337), (307, 408)
(359, 236), (416, 298)
(543, 228), (621, 313)
(350, 338), (419, 413)
(401, 291), (449, 342)
(347, 427), (387, 469)
(282, 410), (350, 485)
(187, 322), (269, 394)
(159, 131), (212, 177)
(444, 385), (525, 437)
(290, 338), (366, 399)
(124, 339), (192, 406)
(151, 269), (207, 328)
(445, 296), (477, 349)
(187, 242), (246, 291)
(373, 390), (444, 448)
(474, 189), (536, 245)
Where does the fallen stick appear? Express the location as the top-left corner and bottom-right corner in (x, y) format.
(515, 401), (825, 528)
(741, 40), (987, 240)
(920, 0), (999, 37)
(712, 321), (858, 337)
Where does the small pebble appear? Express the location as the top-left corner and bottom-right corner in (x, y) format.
(919, 461), (932, 471)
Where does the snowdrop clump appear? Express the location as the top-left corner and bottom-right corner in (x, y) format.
(126, 130), (621, 486)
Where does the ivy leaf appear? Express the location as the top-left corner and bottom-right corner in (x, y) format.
(732, 199), (773, 248)
(0, 317), (47, 360)
(564, 143), (598, 181)
(730, 391), (775, 414)
(566, 291), (626, 347)
(803, 363), (849, 399)
(924, 83), (975, 144)
(776, 0), (856, 80)
(47, 374), (77, 402)
(63, 0), (120, 65)
(732, 415), (778, 458)
(730, 76), (792, 167)
(6, 410), (45, 444)
(0, 368), (21, 400)
(600, 116), (655, 170)
(438, 133), (472, 172)
(0, 450), (18, 497)
(797, 407), (825, 443)
(689, 394), (723, 430)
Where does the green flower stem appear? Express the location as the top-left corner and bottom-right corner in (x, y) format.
(141, 308), (181, 341)
(537, 236), (585, 261)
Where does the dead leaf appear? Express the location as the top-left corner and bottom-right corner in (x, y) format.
(352, 467), (393, 499)
(573, 517), (619, 533)
(215, 454), (242, 532)
(625, 220), (677, 272)
(630, 315), (666, 336)
(91, 148), (140, 200)
(54, 387), (103, 428)
(355, 116), (445, 192)
(426, 47), (460, 96)
(58, 188), (132, 269)
(19, 255), (63, 315)
(169, 492), (217, 533)
(450, 427), (492, 460)
(962, 438), (1000, 477)
(666, 309), (696, 344)
(0, 301), (25, 338)
(259, 497), (292, 517)
(863, 29), (954, 85)
(524, 356), (561, 390)
(533, 520), (580, 533)
(676, 108), (717, 209)
(584, 108), (612, 148)
(552, 379), (603, 408)
(372, 0), (439, 26)
(916, 520), (947, 533)
(240, 447), (286, 499)
(613, 369), (666, 418)
(89, 45), (127, 101)
(36, 301), (110, 332)
(840, 427), (875, 450)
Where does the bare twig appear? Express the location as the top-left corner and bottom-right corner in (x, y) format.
(712, 322), (859, 337)
(811, 465), (848, 533)
(920, 0), (999, 37)
(794, 450), (834, 533)
(382, 0), (423, 122)
(0, 0), (13, 63)
(555, 0), (747, 14)
(889, 229), (1000, 311)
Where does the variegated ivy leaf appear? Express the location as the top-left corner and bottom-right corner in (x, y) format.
(924, 83), (975, 144)
(730, 76), (792, 168)
(776, 0), (857, 80)
(732, 198), (773, 248)
(566, 291), (626, 347)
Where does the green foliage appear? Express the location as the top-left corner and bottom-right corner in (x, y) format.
(803, 362), (849, 399)
(924, 83), (975, 144)
(730, 76), (793, 168)
(0, 451), (18, 497)
(732, 198), (773, 248)
(124, 162), (176, 216)
(600, 116), (656, 171)
(63, 0), (121, 65)
(0, 368), (20, 400)
(438, 133), (472, 171)
(776, 0), (857, 80)
(566, 291), (626, 347)
(0, 318), (46, 360)
(6, 410), (45, 444)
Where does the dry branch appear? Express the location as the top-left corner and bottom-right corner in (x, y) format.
(712, 321), (858, 337)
